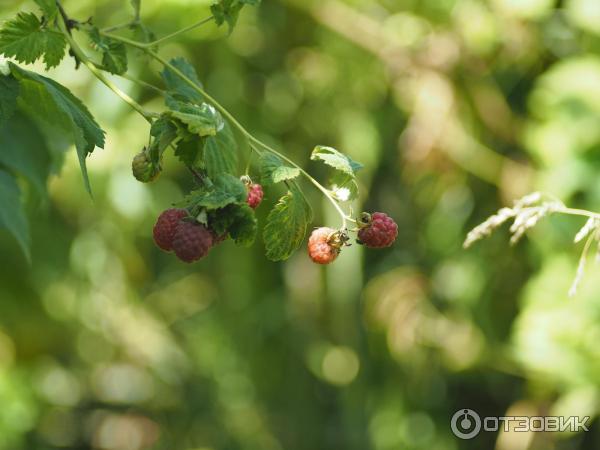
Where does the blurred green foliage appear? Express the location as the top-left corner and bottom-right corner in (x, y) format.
(1, 0), (600, 449)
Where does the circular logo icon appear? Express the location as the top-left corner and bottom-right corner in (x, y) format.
(451, 409), (481, 440)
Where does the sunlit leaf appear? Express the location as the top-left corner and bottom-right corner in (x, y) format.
(0, 12), (66, 69)
(259, 153), (300, 185)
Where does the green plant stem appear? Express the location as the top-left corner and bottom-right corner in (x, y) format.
(119, 73), (166, 95)
(250, 137), (356, 228)
(245, 144), (260, 175)
(102, 19), (139, 33)
(103, 16), (214, 48)
(98, 35), (354, 227)
(56, 19), (154, 123)
(156, 51), (354, 227)
(150, 16), (214, 47)
(97, 25), (357, 227)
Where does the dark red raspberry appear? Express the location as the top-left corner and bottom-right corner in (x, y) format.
(172, 221), (213, 263)
(308, 227), (340, 264)
(247, 183), (264, 209)
(153, 208), (188, 251)
(357, 212), (398, 248)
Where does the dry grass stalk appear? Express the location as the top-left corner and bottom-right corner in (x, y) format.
(464, 192), (600, 297)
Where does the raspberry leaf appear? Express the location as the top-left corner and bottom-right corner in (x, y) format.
(0, 112), (52, 197)
(311, 146), (362, 201)
(167, 102), (224, 137)
(263, 183), (312, 261)
(203, 121), (238, 178)
(34, 0), (59, 21)
(188, 173), (246, 210)
(150, 115), (178, 152)
(329, 171), (359, 202)
(211, 0), (261, 33)
(259, 153), (300, 186)
(0, 169), (30, 261)
(10, 64), (105, 194)
(174, 139), (203, 167)
(211, 1), (243, 33)
(87, 27), (128, 75)
(161, 57), (204, 105)
(227, 204), (257, 246)
(0, 12), (67, 70)
(0, 74), (19, 128)
(311, 145), (363, 175)
(208, 204), (257, 246)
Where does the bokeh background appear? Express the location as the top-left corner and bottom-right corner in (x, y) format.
(1, 0), (600, 449)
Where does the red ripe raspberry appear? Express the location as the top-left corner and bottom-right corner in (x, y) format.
(357, 212), (398, 248)
(247, 183), (264, 209)
(308, 227), (340, 264)
(153, 208), (188, 251)
(172, 222), (213, 263)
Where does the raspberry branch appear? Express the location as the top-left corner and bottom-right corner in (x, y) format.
(45, 0), (399, 265)
(96, 29), (357, 229)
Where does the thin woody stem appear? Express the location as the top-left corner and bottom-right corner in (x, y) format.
(102, 16), (214, 48)
(62, 7), (355, 228)
(56, 1), (154, 122)
(99, 35), (355, 227)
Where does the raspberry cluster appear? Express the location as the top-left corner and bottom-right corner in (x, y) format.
(307, 211), (397, 265)
(152, 174), (396, 266)
(153, 208), (213, 263)
(152, 181), (265, 262)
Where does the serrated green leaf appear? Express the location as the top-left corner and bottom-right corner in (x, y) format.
(311, 145), (362, 201)
(259, 153), (300, 185)
(211, 0), (260, 33)
(161, 57), (204, 105)
(0, 111), (51, 197)
(87, 27), (128, 75)
(207, 203), (257, 246)
(0, 12), (66, 70)
(329, 171), (359, 201)
(0, 169), (30, 260)
(147, 115), (177, 163)
(34, 0), (58, 21)
(0, 74), (19, 128)
(263, 184), (312, 261)
(311, 145), (363, 175)
(228, 204), (257, 246)
(174, 139), (202, 167)
(204, 121), (238, 178)
(10, 64), (105, 194)
(189, 173), (246, 210)
(167, 102), (224, 137)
